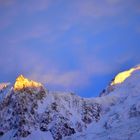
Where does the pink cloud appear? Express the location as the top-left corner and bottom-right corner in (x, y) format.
(0, 42), (132, 90)
(26, 49), (116, 89)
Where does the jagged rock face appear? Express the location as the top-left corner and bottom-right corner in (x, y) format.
(0, 87), (46, 139)
(0, 91), (101, 140)
(0, 76), (101, 140)
(82, 102), (101, 124)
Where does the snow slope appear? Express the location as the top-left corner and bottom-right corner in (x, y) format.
(64, 67), (140, 140)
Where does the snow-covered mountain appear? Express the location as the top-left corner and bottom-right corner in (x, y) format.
(0, 66), (140, 140)
(65, 66), (140, 140)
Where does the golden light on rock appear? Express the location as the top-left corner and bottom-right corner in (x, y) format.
(14, 75), (42, 91)
(111, 66), (140, 85)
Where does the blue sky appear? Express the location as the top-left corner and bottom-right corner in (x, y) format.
(0, 0), (140, 97)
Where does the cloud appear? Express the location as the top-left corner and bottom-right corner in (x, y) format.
(0, 42), (137, 91)
(136, 26), (140, 33)
(21, 0), (51, 13)
(8, 25), (50, 45)
(1, 0), (139, 43)
(61, 0), (132, 23)
(26, 49), (116, 90)
(0, 44), (113, 89)
(0, 0), (52, 30)
(0, 2), (17, 30)
(0, 0), (140, 93)
(0, 0), (15, 7)
(29, 71), (86, 88)
(0, 17), (13, 30)
(73, 0), (121, 18)
(0, 0), (51, 12)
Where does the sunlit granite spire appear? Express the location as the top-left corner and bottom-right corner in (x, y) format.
(14, 75), (42, 91)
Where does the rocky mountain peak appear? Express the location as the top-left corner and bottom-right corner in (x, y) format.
(0, 83), (10, 91)
(100, 65), (140, 97)
(111, 65), (140, 86)
(14, 75), (42, 91)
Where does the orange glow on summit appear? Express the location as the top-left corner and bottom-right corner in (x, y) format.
(14, 75), (42, 91)
(111, 66), (140, 85)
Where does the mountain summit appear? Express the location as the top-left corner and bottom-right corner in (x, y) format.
(0, 66), (140, 140)
(14, 75), (42, 91)
(111, 65), (140, 85)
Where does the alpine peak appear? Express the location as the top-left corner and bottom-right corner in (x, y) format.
(111, 65), (140, 86)
(14, 75), (42, 91)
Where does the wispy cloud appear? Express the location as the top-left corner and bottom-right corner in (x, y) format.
(0, 0), (15, 6)
(26, 49), (117, 89)
(21, 0), (51, 13)
(7, 25), (50, 45)
(0, 0), (140, 95)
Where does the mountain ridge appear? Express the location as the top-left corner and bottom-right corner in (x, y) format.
(0, 66), (140, 140)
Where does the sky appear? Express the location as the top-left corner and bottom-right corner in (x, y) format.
(0, 0), (140, 97)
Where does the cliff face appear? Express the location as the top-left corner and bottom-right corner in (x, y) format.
(0, 66), (140, 140)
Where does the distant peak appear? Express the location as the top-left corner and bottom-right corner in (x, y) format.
(14, 75), (42, 91)
(0, 83), (10, 90)
(111, 65), (140, 85)
(16, 75), (25, 81)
